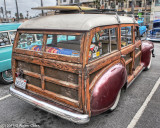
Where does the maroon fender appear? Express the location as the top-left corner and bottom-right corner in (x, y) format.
(90, 63), (127, 116)
(141, 40), (154, 68)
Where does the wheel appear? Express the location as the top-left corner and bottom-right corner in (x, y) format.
(145, 52), (152, 70)
(0, 70), (13, 84)
(109, 89), (121, 111)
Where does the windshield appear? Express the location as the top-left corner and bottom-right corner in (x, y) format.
(153, 22), (160, 28)
(17, 33), (83, 57)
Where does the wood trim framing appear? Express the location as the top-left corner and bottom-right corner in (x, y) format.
(87, 51), (121, 74)
(44, 76), (78, 90)
(18, 29), (84, 35)
(125, 58), (133, 65)
(26, 84), (79, 108)
(135, 51), (141, 58)
(12, 53), (82, 74)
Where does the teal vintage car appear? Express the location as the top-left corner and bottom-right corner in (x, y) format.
(0, 23), (21, 84)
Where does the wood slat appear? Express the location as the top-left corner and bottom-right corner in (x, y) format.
(134, 65), (143, 77)
(13, 48), (80, 64)
(41, 66), (45, 90)
(44, 76), (78, 90)
(12, 53), (82, 74)
(43, 52), (80, 64)
(13, 32), (19, 49)
(127, 74), (134, 83)
(18, 29), (84, 35)
(86, 76), (91, 116)
(125, 58), (132, 65)
(22, 69), (78, 90)
(78, 74), (82, 109)
(120, 24), (135, 27)
(135, 40), (141, 48)
(135, 51), (141, 58)
(27, 83), (79, 108)
(87, 51), (121, 74)
(23, 70), (41, 79)
(121, 45), (135, 55)
(12, 59), (17, 83)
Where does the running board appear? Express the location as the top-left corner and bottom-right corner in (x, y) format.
(127, 67), (145, 88)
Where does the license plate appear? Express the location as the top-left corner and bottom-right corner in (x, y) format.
(15, 77), (27, 90)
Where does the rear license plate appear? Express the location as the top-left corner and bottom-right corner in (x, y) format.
(15, 77), (27, 90)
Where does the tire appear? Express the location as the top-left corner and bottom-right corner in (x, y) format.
(109, 89), (121, 111)
(0, 70), (13, 85)
(145, 52), (152, 70)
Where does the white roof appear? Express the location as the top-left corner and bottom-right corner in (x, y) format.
(19, 14), (137, 31)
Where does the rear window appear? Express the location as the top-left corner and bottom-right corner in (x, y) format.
(46, 34), (82, 57)
(17, 33), (83, 57)
(17, 33), (43, 50)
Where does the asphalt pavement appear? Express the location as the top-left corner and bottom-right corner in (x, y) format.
(0, 43), (160, 128)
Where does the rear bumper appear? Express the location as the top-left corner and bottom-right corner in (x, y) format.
(9, 86), (90, 124)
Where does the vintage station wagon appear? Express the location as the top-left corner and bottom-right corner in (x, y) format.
(10, 13), (154, 124)
(0, 23), (21, 84)
(147, 19), (160, 41)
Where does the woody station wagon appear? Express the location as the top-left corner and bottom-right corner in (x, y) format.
(10, 13), (154, 124)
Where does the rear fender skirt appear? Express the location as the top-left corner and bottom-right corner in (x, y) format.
(90, 63), (127, 116)
(141, 40), (154, 68)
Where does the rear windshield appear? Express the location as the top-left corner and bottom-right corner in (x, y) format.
(17, 33), (83, 57)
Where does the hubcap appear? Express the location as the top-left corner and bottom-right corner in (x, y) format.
(2, 70), (13, 82)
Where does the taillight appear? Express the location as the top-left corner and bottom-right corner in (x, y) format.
(15, 70), (24, 78)
(15, 72), (19, 77)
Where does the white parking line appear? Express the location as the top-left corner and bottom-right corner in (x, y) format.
(127, 77), (160, 128)
(0, 94), (11, 101)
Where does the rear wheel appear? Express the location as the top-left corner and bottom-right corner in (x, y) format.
(109, 89), (121, 111)
(0, 70), (13, 84)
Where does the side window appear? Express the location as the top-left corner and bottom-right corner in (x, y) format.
(0, 32), (11, 46)
(17, 33), (43, 51)
(121, 26), (133, 47)
(89, 28), (118, 60)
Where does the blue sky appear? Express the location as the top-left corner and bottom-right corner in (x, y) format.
(0, 0), (56, 18)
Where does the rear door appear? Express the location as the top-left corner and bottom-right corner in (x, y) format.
(12, 31), (85, 112)
(120, 25), (135, 83)
(120, 24), (143, 84)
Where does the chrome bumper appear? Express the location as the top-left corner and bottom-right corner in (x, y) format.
(9, 86), (90, 124)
